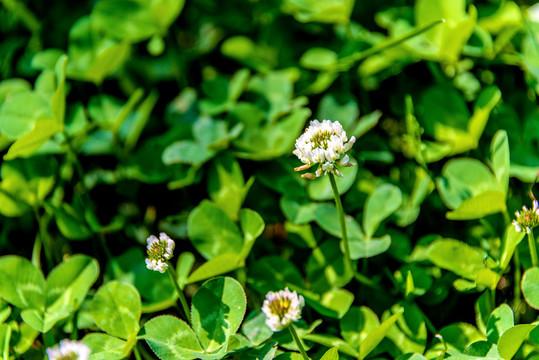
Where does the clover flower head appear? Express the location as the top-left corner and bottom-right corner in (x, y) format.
(145, 258), (168, 273)
(293, 119), (356, 179)
(46, 339), (90, 360)
(261, 287), (305, 332)
(145, 232), (175, 273)
(512, 200), (539, 234)
(528, 3), (539, 23)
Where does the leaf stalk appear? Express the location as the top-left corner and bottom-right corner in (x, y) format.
(288, 324), (310, 360)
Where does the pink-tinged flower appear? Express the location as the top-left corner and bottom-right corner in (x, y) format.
(145, 232), (175, 273)
(262, 288), (305, 331)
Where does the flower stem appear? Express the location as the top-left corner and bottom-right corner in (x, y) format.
(353, 271), (381, 289)
(31, 233), (42, 271)
(166, 262), (191, 324)
(288, 324), (309, 360)
(527, 230), (538, 267)
(62, 130), (86, 191)
(33, 208), (53, 270)
(62, 130), (113, 260)
(327, 174), (381, 289)
(328, 173), (354, 275)
(513, 249), (522, 323)
(2, 323), (11, 360)
(133, 344), (142, 360)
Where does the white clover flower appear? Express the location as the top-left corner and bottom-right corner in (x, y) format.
(146, 232), (175, 273)
(261, 287), (305, 332)
(528, 3), (539, 23)
(293, 119), (356, 179)
(145, 258), (168, 273)
(46, 339), (90, 360)
(513, 200), (539, 234)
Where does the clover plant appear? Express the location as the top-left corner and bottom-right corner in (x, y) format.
(2, 0), (539, 360)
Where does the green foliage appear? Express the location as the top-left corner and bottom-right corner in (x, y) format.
(522, 267), (539, 309)
(91, 281), (141, 340)
(3, 0), (539, 359)
(140, 315), (203, 360)
(363, 183), (402, 238)
(0, 255), (98, 332)
(497, 324), (536, 359)
(140, 277), (247, 360)
(320, 346), (339, 360)
(83, 333), (126, 360)
(187, 201), (264, 260)
(427, 238), (498, 290)
(191, 277), (246, 354)
(359, 309), (403, 360)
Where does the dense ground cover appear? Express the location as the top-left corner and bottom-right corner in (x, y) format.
(1, 0), (539, 359)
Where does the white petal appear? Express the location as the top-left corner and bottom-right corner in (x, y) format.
(146, 235), (159, 249)
(337, 154), (350, 166)
(344, 136), (356, 152)
(46, 348), (62, 360)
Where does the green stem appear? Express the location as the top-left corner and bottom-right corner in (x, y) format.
(288, 325), (309, 360)
(422, 308), (438, 335)
(0, 0), (41, 34)
(133, 344), (142, 360)
(70, 306), (79, 340)
(166, 262), (190, 324)
(236, 267), (247, 288)
(31, 233), (42, 271)
(98, 232), (113, 260)
(43, 332), (56, 348)
(502, 210), (511, 228)
(62, 130), (87, 194)
(62, 130), (113, 260)
(328, 173), (354, 275)
(527, 230), (538, 267)
(328, 173), (381, 289)
(33, 208), (53, 269)
(338, 18), (446, 70)
(3, 325), (11, 360)
(137, 342), (156, 360)
(434, 334), (448, 360)
(353, 272), (382, 289)
(513, 249), (521, 323)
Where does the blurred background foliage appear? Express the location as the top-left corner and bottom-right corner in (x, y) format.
(2, 0), (539, 358)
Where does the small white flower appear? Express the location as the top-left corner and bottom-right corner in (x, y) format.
(293, 119), (356, 179)
(261, 288), (305, 332)
(512, 220), (522, 233)
(46, 339), (90, 360)
(146, 232), (175, 272)
(528, 3), (539, 23)
(513, 201), (539, 234)
(145, 258), (168, 273)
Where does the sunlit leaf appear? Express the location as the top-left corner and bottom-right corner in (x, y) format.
(191, 277), (247, 352)
(91, 281), (141, 340)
